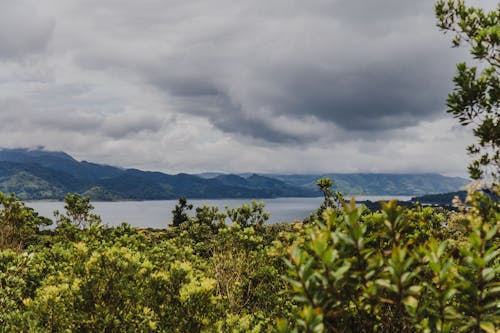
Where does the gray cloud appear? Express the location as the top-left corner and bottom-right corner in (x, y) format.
(0, 98), (167, 141)
(0, 1), (54, 59)
(0, 0), (480, 176)
(100, 112), (166, 139)
(113, 0), (463, 141)
(273, 60), (448, 131)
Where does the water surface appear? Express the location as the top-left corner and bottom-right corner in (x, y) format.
(27, 195), (411, 229)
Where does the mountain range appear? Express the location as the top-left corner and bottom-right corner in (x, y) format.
(0, 148), (469, 201)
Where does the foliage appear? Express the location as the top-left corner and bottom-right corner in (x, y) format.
(0, 195), (294, 332)
(277, 183), (499, 333)
(226, 200), (270, 228)
(171, 196), (193, 227)
(54, 193), (101, 229)
(1, 3), (498, 332)
(303, 178), (345, 225)
(0, 179), (498, 333)
(0, 192), (51, 252)
(436, 0), (499, 180)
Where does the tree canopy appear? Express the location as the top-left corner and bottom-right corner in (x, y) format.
(436, 0), (499, 181)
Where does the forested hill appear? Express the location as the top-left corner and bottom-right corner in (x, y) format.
(268, 173), (469, 196)
(0, 148), (317, 200)
(0, 148), (469, 200)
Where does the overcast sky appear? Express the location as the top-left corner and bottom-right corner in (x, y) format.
(1, 0), (492, 177)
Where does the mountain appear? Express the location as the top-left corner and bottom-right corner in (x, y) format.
(0, 161), (89, 199)
(270, 173), (469, 196)
(0, 148), (318, 200)
(0, 148), (123, 180)
(0, 148), (470, 201)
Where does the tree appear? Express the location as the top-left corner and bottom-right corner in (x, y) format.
(435, 1), (499, 181)
(0, 193), (51, 251)
(225, 200), (269, 228)
(171, 197), (193, 227)
(304, 177), (344, 223)
(54, 193), (101, 229)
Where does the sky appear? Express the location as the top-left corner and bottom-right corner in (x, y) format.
(0, 0), (492, 177)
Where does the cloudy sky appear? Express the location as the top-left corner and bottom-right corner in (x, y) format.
(1, 0), (490, 177)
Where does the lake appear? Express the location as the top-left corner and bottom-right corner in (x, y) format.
(26, 195), (412, 229)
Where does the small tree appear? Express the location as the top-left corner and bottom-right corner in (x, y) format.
(171, 197), (193, 227)
(54, 193), (101, 229)
(304, 177), (344, 223)
(225, 200), (269, 228)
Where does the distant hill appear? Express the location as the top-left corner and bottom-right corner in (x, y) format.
(270, 173), (469, 196)
(0, 148), (123, 180)
(0, 148), (469, 201)
(0, 161), (88, 199)
(0, 148), (317, 200)
(411, 191), (467, 204)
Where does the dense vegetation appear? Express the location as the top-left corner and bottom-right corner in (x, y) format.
(0, 1), (498, 332)
(0, 181), (498, 332)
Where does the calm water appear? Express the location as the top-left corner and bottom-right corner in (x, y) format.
(26, 195), (411, 229)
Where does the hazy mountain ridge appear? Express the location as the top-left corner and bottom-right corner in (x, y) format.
(267, 173), (468, 196)
(0, 148), (469, 201)
(0, 148), (123, 180)
(0, 148), (318, 200)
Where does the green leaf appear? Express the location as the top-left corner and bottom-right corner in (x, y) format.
(331, 262), (351, 281)
(485, 225), (498, 241)
(322, 248), (338, 266)
(403, 295), (418, 310)
(408, 285), (423, 295)
(481, 268), (495, 282)
(376, 279), (397, 294)
(311, 234), (328, 256)
(479, 322), (496, 333)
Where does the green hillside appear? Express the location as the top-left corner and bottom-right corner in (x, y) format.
(0, 148), (470, 200)
(272, 173), (469, 195)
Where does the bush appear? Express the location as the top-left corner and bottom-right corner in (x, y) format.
(277, 185), (499, 333)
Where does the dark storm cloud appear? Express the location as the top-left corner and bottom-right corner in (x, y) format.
(270, 60), (448, 131)
(117, 0), (463, 142)
(151, 77), (318, 142)
(200, 94), (316, 143)
(53, 0), (463, 143)
(149, 76), (221, 98)
(0, 0), (478, 175)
